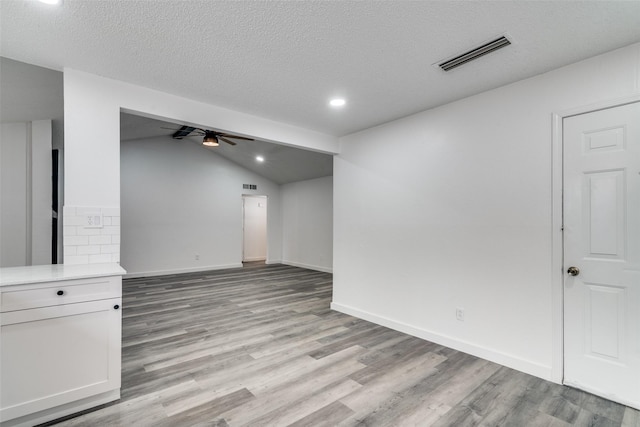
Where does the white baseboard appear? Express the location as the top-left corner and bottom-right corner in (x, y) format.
(330, 302), (552, 382)
(123, 263), (243, 279)
(243, 256), (266, 262)
(1, 389), (120, 427)
(265, 259), (282, 265)
(282, 260), (333, 273)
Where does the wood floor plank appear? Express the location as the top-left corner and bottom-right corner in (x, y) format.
(41, 263), (636, 427)
(377, 358), (500, 427)
(217, 349), (366, 425)
(623, 407), (640, 427)
(235, 379), (362, 427)
(337, 351), (448, 425)
(159, 388), (255, 426)
(288, 400), (355, 427)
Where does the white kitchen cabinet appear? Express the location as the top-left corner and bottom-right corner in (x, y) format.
(0, 264), (124, 427)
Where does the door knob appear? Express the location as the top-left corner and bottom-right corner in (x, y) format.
(567, 266), (580, 276)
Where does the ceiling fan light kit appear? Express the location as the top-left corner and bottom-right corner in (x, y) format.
(165, 126), (255, 147)
(202, 132), (220, 147)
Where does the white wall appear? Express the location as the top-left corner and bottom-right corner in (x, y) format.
(281, 176), (333, 273)
(120, 137), (281, 277)
(1, 57), (64, 263)
(0, 121), (52, 267)
(63, 69), (338, 265)
(0, 58), (64, 144)
(0, 123), (28, 267)
(333, 43), (640, 381)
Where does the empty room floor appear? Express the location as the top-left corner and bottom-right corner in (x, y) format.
(44, 264), (640, 426)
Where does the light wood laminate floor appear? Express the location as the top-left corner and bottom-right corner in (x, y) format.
(45, 263), (640, 427)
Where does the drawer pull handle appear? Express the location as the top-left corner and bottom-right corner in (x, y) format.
(57, 290), (64, 296)
(114, 304), (120, 310)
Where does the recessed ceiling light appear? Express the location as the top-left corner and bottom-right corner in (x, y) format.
(329, 98), (346, 108)
(256, 156), (264, 163)
(38, 0), (62, 5)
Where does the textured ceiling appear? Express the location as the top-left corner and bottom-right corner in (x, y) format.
(2, 1), (640, 137)
(120, 113), (333, 185)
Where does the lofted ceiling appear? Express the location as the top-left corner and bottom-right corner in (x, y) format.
(120, 113), (333, 185)
(1, 1), (640, 138)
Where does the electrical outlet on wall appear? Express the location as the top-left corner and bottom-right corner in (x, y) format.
(84, 212), (103, 228)
(456, 307), (465, 321)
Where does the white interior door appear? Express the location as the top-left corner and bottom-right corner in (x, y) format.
(563, 101), (640, 409)
(242, 195), (267, 262)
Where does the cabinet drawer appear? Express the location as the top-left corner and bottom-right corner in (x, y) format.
(0, 276), (121, 312)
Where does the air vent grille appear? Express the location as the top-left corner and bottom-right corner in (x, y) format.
(243, 184), (257, 190)
(438, 36), (511, 72)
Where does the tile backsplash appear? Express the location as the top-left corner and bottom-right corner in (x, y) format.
(63, 206), (120, 265)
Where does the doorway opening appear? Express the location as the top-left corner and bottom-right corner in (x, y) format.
(558, 99), (640, 410)
(242, 195), (267, 263)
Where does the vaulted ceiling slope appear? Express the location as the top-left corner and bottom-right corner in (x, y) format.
(120, 113), (333, 185)
(2, 1), (640, 136)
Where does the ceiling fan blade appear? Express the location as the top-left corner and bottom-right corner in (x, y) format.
(173, 133), (205, 140)
(217, 133), (254, 141)
(160, 126), (202, 132)
(161, 125), (203, 140)
(219, 137), (237, 146)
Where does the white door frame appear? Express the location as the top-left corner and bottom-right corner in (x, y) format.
(241, 194), (268, 263)
(551, 94), (640, 384)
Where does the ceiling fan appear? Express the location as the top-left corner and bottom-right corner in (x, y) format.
(162, 125), (254, 147)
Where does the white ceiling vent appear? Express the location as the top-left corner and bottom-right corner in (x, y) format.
(437, 35), (511, 72)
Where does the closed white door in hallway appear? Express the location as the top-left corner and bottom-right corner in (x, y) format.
(242, 195), (267, 262)
(563, 101), (640, 409)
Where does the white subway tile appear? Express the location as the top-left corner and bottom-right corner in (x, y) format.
(100, 245), (119, 254)
(76, 207), (101, 215)
(111, 216), (121, 226)
(89, 235), (111, 245)
(102, 207), (119, 217)
(112, 253), (120, 263)
(76, 227), (102, 236)
(65, 235), (89, 246)
(65, 246), (77, 256)
(102, 216), (112, 226)
(77, 245), (101, 255)
(63, 226), (77, 236)
(89, 254), (112, 264)
(101, 226), (120, 236)
(64, 216), (86, 226)
(65, 254), (89, 265)
(63, 206), (76, 216)
(111, 234), (120, 244)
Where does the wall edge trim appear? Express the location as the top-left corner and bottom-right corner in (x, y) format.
(123, 263), (243, 279)
(282, 260), (333, 274)
(330, 301), (553, 382)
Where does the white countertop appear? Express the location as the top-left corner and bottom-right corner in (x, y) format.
(0, 263), (126, 287)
